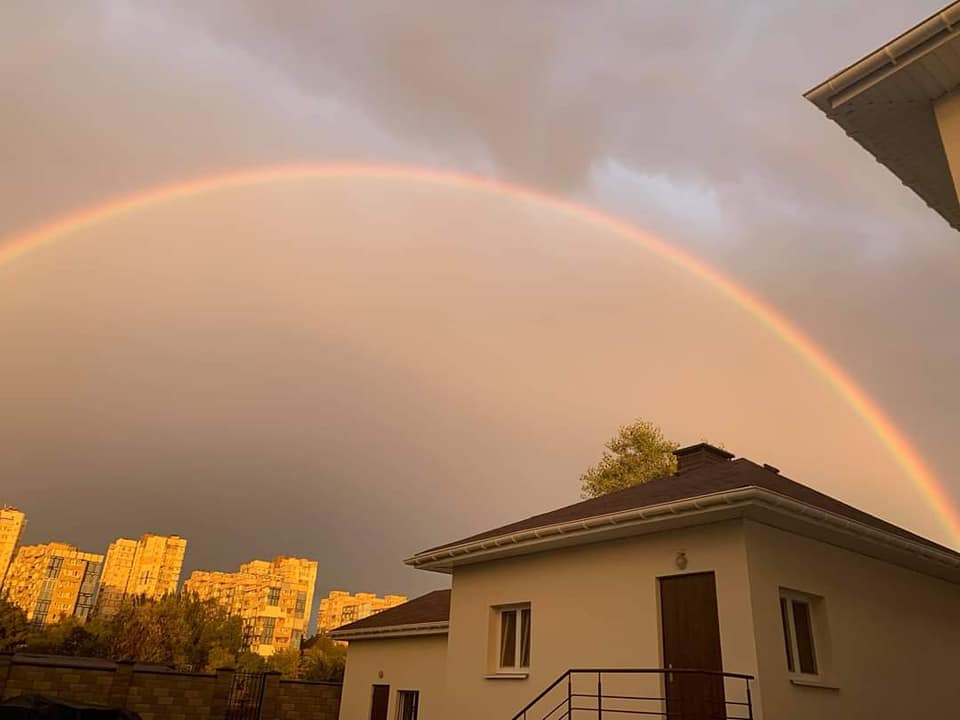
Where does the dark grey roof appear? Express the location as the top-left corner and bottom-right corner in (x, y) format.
(423, 447), (954, 556)
(331, 590), (450, 634)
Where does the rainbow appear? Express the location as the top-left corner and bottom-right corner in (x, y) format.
(2, 163), (957, 545)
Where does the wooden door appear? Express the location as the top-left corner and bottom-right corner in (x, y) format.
(659, 572), (726, 720)
(370, 684), (390, 720)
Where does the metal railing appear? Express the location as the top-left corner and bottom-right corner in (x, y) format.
(510, 668), (754, 720)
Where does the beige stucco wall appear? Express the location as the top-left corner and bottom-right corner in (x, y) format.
(443, 520), (759, 720)
(338, 634), (447, 720)
(744, 520), (960, 719)
(935, 92), (960, 201)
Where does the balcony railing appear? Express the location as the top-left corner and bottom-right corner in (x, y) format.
(510, 668), (754, 720)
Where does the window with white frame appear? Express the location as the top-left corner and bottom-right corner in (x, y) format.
(497, 605), (531, 671)
(396, 690), (419, 720)
(779, 590), (819, 676)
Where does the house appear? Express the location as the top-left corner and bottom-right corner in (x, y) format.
(805, 0), (960, 232)
(332, 444), (960, 719)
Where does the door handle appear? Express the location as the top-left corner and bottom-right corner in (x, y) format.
(668, 664), (673, 683)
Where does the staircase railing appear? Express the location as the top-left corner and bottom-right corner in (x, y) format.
(510, 668), (754, 720)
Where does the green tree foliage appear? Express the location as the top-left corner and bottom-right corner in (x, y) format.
(299, 634), (346, 681)
(236, 651), (268, 673)
(21, 593), (243, 671)
(0, 597), (31, 652)
(267, 648), (301, 678)
(6, 594), (345, 682)
(22, 616), (105, 657)
(580, 419), (678, 498)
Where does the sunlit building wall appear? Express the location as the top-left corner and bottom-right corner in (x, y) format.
(184, 555), (318, 657)
(316, 590), (408, 634)
(1, 542), (104, 624)
(96, 534), (187, 616)
(0, 507), (27, 589)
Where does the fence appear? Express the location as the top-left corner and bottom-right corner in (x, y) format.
(0, 652), (341, 720)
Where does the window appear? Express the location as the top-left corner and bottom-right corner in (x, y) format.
(294, 590), (307, 617)
(260, 617), (276, 644)
(780, 591), (819, 676)
(396, 690), (419, 720)
(497, 605), (531, 671)
(46, 557), (62, 578)
(267, 587), (281, 606)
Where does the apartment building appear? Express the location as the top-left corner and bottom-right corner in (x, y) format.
(1, 542), (104, 624)
(316, 591), (408, 634)
(184, 555), (318, 657)
(96, 534), (187, 616)
(0, 507), (26, 587)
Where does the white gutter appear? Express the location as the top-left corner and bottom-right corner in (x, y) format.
(404, 488), (758, 569)
(405, 487), (960, 576)
(330, 621), (449, 641)
(805, 1), (960, 111)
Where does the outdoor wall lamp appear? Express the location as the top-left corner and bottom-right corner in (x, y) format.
(675, 552), (688, 570)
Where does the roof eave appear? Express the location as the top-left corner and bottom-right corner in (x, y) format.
(404, 489), (760, 571)
(329, 621), (449, 641)
(405, 487), (960, 582)
(805, 2), (960, 112)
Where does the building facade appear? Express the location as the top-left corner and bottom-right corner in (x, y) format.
(184, 556), (318, 657)
(96, 534), (187, 616)
(317, 591), (408, 634)
(1, 542), (104, 624)
(334, 445), (960, 720)
(0, 507), (26, 588)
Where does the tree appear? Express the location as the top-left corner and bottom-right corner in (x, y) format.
(267, 648), (301, 678)
(62, 593), (246, 670)
(236, 651), (268, 673)
(0, 597), (30, 652)
(299, 634), (346, 682)
(24, 616), (105, 657)
(580, 419), (678, 498)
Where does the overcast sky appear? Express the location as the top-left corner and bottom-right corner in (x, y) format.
(2, 1), (959, 623)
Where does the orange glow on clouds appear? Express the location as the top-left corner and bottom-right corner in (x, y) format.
(1, 163), (957, 546)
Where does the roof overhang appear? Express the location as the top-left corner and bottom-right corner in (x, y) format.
(405, 487), (960, 584)
(805, 2), (960, 230)
(329, 621), (449, 641)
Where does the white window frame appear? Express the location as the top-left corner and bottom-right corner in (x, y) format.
(395, 689), (419, 720)
(496, 604), (531, 672)
(779, 590), (820, 678)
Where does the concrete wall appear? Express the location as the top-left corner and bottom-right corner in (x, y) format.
(744, 520), (960, 720)
(0, 654), (342, 720)
(443, 520), (758, 720)
(338, 634), (447, 720)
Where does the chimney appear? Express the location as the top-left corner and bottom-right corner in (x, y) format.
(674, 443), (734, 473)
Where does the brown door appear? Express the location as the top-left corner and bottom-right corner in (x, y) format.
(370, 684), (390, 720)
(659, 572), (726, 720)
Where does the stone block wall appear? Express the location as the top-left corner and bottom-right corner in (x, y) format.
(277, 679), (342, 720)
(125, 670), (216, 720)
(0, 653), (341, 720)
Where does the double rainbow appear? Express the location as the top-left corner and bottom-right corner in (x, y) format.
(2, 163), (956, 545)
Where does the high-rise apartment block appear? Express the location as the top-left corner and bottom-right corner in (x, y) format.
(96, 534), (187, 616)
(1, 542), (104, 624)
(316, 591), (408, 634)
(184, 556), (317, 657)
(0, 507), (26, 587)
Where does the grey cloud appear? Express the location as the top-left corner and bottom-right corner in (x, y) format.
(3, 0), (960, 607)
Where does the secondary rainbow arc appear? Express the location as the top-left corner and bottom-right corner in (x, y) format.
(2, 163), (956, 546)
